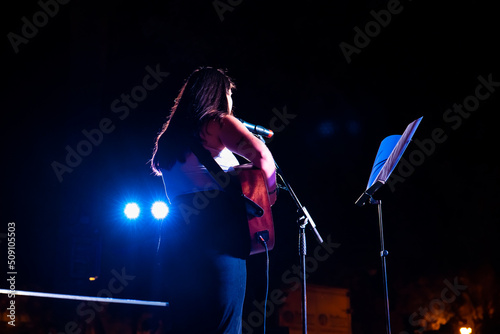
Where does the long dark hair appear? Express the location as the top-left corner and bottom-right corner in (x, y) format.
(151, 67), (235, 175)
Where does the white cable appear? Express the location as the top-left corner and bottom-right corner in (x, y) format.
(0, 289), (168, 307)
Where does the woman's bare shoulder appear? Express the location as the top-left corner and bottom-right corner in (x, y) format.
(202, 118), (225, 150)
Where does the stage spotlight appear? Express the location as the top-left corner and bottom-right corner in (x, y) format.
(151, 201), (169, 219)
(124, 203), (140, 219)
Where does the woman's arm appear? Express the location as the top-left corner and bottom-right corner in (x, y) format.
(218, 115), (277, 205)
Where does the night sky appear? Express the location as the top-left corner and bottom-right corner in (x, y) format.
(3, 0), (500, 333)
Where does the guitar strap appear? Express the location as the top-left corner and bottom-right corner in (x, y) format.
(189, 140), (263, 218)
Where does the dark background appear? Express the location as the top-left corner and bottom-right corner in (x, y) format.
(2, 0), (500, 333)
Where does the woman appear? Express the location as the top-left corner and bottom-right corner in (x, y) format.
(151, 67), (277, 333)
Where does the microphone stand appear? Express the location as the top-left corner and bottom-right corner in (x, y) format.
(274, 160), (324, 334)
(255, 135), (324, 334)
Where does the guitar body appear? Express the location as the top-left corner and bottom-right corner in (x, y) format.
(231, 164), (275, 255)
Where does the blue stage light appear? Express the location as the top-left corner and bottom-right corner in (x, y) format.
(151, 201), (169, 220)
(124, 203), (140, 219)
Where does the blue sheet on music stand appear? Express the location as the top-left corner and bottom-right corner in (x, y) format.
(355, 116), (423, 206)
(366, 135), (401, 189)
(367, 117), (423, 190)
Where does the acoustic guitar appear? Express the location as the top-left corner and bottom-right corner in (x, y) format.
(231, 164), (275, 255)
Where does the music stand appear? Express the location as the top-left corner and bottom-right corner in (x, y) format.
(355, 116), (423, 334)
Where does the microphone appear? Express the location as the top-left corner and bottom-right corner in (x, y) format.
(237, 118), (274, 138)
